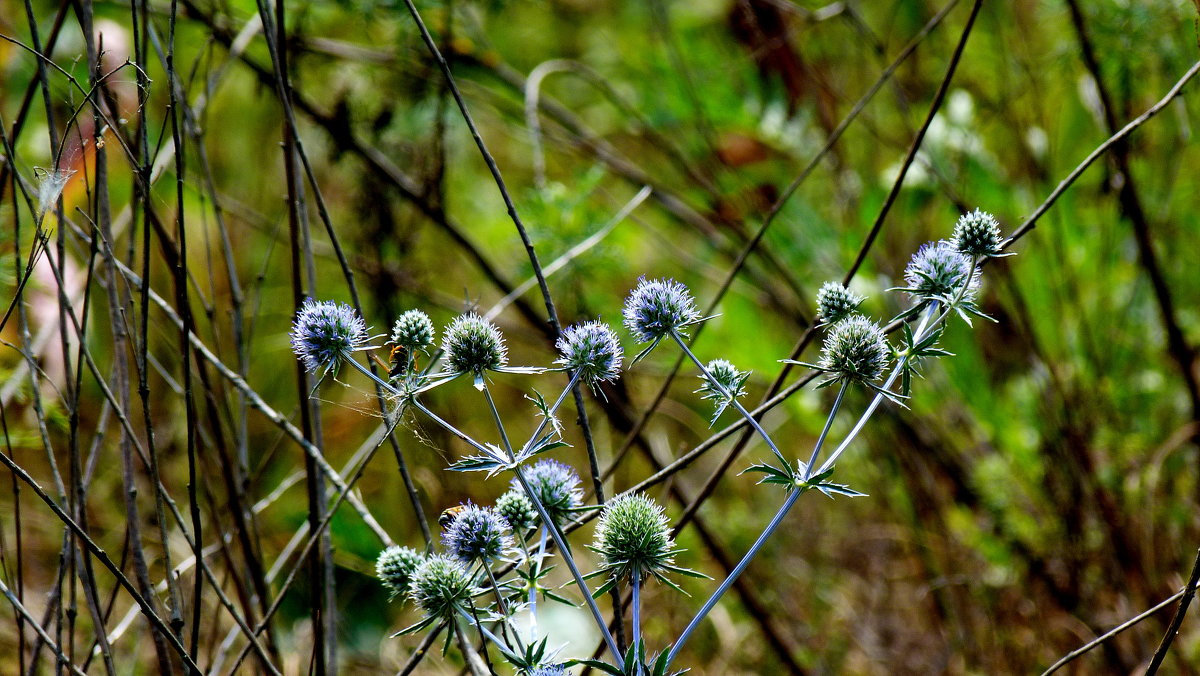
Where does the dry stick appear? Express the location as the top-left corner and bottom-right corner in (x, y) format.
(1040, 549), (1200, 675)
(1145, 549), (1200, 674)
(0, 577), (89, 676)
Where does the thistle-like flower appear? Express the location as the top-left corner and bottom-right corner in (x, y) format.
(695, 359), (750, 426)
(290, 299), (369, 375)
(901, 240), (981, 304)
(408, 554), (480, 623)
(817, 315), (889, 385)
(391, 310), (436, 352)
(589, 493), (703, 595)
(442, 502), (514, 564)
(815, 281), (865, 325)
(514, 459), (583, 526)
(376, 546), (426, 600)
(529, 666), (566, 676)
(555, 320), (623, 387)
(622, 278), (702, 355)
(443, 313), (507, 375)
(951, 208), (1005, 258)
(495, 489), (538, 534)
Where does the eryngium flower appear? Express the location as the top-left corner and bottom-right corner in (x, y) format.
(903, 240), (980, 303)
(514, 459), (583, 526)
(696, 359), (749, 425)
(409, 554), (479, 622)
(391, 310), (436, 352)
(622, 278), (700, 343)
(951, 208), (1003, 257)
(290, 299), (368, 374)
(556, 321), (623, 386)
(529, 666), (566, 676)
(495, 489), (538, 533)
(591, 493), (680, 584)
(819, 315), (889, 383)
(815, 281), (865, 325)
(442, 503), (513, 564)
(443, 313), (507, 375)
(376, 546), (425, 600)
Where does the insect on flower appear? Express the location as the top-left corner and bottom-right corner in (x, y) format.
(438, 505), (468, 531)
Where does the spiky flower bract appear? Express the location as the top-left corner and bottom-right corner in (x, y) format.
(555, 321), (623, 386)
(290, 299), (369, 374)
(391, 310), (436, 352)
(589, 494), (702, 595)
(409, 554), (480, 622)
(376, 546), (425, 600)
(815, 281), (865, 325)
(952, 208), (1004, 258)
(529, 666), (566, 676)
(902, 240), (981, 303)
(818, 315), (889, 384)
(514, 459), (583, 526)
(496, 489), (538, 533)
(443, 313), (508, 375)
(695, 359), (750, 425)
(442, 502), (513, 564)
(622, 277), (701, 344)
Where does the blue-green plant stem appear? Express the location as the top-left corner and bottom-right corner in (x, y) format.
(459, 608), (508, 662)
(343, 353), (401, 397)
(668, 330), (787, 467)
(481, 383), (516, 460)
(665, 486), (803, 668)
(528, 526), (548, 640)
(484, 565), (522, 653)
(406, 396), (623, 663)
(802, 380), (850, 480)
(632, 573), (644, 676)
(816, 303), (938, 476)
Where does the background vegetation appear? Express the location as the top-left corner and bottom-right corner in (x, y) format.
(3, 0), (1200, 673)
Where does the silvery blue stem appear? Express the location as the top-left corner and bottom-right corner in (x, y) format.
(458, 608), (508, 654)
(411, 400), (499, 460)
(510, 465), (624, 663)
(481, 383), (516, 460)
(668, 331), (787, 467)
(802, 380), (850, 480)
(816, 303), (938, 476)
(344, 354), (401, 396)
(632, 574), (644, 676)
(528, 526), (548, 641)
(666, 487), (803, 668)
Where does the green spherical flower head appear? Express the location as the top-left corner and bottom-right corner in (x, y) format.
(555, 320), (624, 386)
(443, 313), (508, 375)
(698, 359), (748, 400)
(952, 208), (1003, 257)
(819, 315), (889, 383)
(592, 493), (676, 583)
(514, 459), (584, 526)
(442, 503), (513, 564)
(495, 489), (538, 533)
(409, 554), (479, 622)
(391, 310), (436, 352)
(904, 240), (981, 303)
(815, 281), (865, 325)
(622, 277), (700, 343)
(376, 546), (425, 600)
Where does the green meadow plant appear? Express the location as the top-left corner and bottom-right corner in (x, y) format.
(287, 209), (1014, 674)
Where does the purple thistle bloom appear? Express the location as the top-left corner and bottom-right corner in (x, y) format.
(290, 299), (369, 374)
(442, 502), (513, 564)
(622, 277), (701, 343)
(903, 240), (981, 303)
(556, 320), (624, 386)
(514, 459), (583, 526)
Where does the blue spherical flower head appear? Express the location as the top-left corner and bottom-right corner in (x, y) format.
(529, 666), (566, 676)
(902, 240), (981, 304)
(622, 278), (702, 360)
(555, 320), (623, 387)
(290, 299), (369, 375)
(442, 502), (514, 564)
(514, 459), (583, 526)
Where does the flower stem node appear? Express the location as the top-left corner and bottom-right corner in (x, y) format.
(290, 299), (370, 376)
(815, 281), (866, 325)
